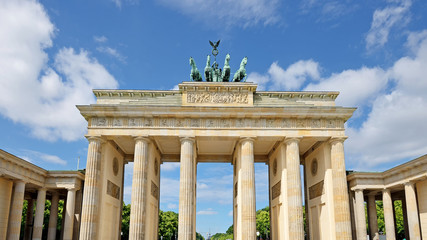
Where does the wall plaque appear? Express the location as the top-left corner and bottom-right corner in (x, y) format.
(272, 181), (281, 200)
(309, 180), (324, 200)
(107, 180), (120, 200)
(151, 181), (159, 200)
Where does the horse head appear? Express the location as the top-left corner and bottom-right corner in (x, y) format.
(241, 57), (248, 67)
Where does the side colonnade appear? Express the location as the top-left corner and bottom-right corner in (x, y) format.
(348, 154), (427, 240)
(0, 149), (84, 240)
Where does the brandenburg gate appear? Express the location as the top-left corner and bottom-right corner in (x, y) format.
(77, 81), (356, 240)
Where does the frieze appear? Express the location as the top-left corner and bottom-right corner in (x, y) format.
(186, 92), (249, 104)
(90, 117), (344, 129)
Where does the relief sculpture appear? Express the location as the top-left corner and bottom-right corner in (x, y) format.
(187, 92), (248, 104)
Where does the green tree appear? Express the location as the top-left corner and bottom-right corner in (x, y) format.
(196, 232), (205, 240)
(158, 210), (178, 239)
(226, 224), (233, 235)
(256, 206), (270, 239)
(121, 202), (131, 239)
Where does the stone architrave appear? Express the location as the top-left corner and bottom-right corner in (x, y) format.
(285, 137), (304, 240)
(129, 137), (150, 239)
(79, 136), (103, 240)
(329, 137), (352, 240)
(178, 137), (197, 240)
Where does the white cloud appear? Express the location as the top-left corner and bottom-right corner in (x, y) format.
(167, 203), (178, 209)
(0, 0), (118, 142)
(156, 0), (281, 28)
(160, 177), (180, 204)
(197, 208), (218, 215)
(93, 35), (108, 43)
(366, 0), (412, 50)
(161, 162), (180, 171)
(228, 210), (233, 216)
(96, 46), (126, 63)
(21, 150), (67, 165)
(247, 60), (320, 91)
(197, 174), (233, 205)
(346, 31), (427, 169)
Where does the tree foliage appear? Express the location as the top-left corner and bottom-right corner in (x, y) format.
(158, 210), (179, 239)
(256, 206), (270, 239)
(121, 202), (131, 239)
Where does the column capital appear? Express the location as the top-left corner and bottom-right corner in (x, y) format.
(180, 136), (195, 144)
(85, 135), (105, 143)
(328, 136), (348, 144)
(403, 181), (415, 187)
(14, 179), (26, 185)
(239, 137), (255, 144)
(284, 136), (302, 144)
(66, 187), (78, 192)
(354, 188), (365, 193)
(382, 188), (391, 194)
(133, 135), (151, 143)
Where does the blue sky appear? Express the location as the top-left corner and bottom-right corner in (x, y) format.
(1, 0), (427, 236)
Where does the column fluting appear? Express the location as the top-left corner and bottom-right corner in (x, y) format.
(285, 138), (304, 240)
(330, 137), (352, 239)
(129, 137), (150, 240)
(47, 192), (59, 240)
(178, 137), (196, 240)
(63, 188), (77, 240)
(79, 136), (103, 240)
(7, 180), (26, 240)
(404, 182), (421, 240)
(368, 195), (379, 240)
(24, 199), (34, 240)
(382, 189), (396, 240)
(240, 138), (256, 239)
(32, 188), (47, 240)
(354, 189), (367, 240)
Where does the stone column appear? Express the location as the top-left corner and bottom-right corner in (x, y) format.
(63, 188), (77, 240)
(329, 137), (352, 240)
(24, 199), (35, 240)
(32, 188), (47, 240)
(47, 192), (59, 240)
(239, 138), (257, 239)
(404, 182), (421, 240)
(0, 178), (12, 240)
(7, 180), (26, 240)
(285, 138), (304, 240)
(178, 137), (197, 240)
(382, 189), (396, 240)
(354, 189), (367, 240)
(129, 137), (150, 240)
(367, 195), (379, 240)
(79, 136), (103, 240)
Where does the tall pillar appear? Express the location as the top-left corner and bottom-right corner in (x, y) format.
(79, 136), (103, 240)
(0, 178), (13, 240)
(178, 137), (197, 240)
(7, 180), (26, 240)
(354, 189), (367, 240)
(382, 189), (396, 240)
(237, 138), (256, 239)
(404, 182), (421, 240)
(63, 188), (77, 240)
(24, 199), (35, 240)
(47, 192), (59, 240)
(129, 137), (150, 240)
(367, 195), (379, 240)
(329, 137), (352, 239)
(32, 188), (47, 240)
(285, 138), (304, 240)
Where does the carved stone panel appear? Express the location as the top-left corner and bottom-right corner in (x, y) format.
(151, 181), (159, 200)
(186, 92), (249, 104)
(107, 180), (120, 200)
(272, 181), (281, 200)
(309, 180), (324, 200)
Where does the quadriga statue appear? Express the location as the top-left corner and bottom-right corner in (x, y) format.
(233, 56), (247, 82)
(189, 57), (203, 82)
